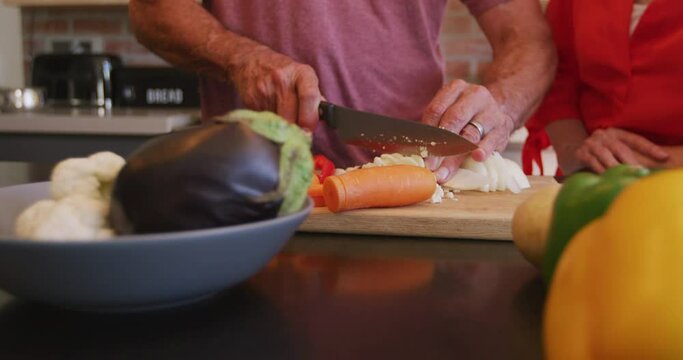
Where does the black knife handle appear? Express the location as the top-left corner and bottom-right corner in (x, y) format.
(318, 101), (337, 128)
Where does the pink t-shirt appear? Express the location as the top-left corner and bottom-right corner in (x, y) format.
(201, 0), (506, 168)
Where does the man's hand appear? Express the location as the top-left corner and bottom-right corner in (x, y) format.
(575, 128), (670, 173)
(129, 0), (322, 129)
(419, 0), (555, 183)
(231, 46), (323, 130)
(421, 79), (515, 183)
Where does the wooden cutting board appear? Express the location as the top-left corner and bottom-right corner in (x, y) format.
(299, 176), (558, 241)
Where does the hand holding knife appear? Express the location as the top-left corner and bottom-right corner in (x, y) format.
(318, 101), (477, 157)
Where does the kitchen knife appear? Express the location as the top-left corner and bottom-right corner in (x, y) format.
(318, 101), (477, 157)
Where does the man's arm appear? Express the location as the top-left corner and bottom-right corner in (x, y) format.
(128, 0), (322, 128)
(129, 0), (249, 80)
(422, 0), (556, 182)
(478, 0), (557, 127)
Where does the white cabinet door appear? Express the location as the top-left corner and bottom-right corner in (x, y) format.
(0, 3), (24, 87)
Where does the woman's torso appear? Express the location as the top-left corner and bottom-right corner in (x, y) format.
(573, 0), (683, 145)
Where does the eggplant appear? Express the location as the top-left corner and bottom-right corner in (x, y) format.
(109, 110), (313, 234)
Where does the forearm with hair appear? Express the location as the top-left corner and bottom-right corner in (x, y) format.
(476, 0), (557, 129)
(484, 41), (556, 128)
(129, 0), (268, 81)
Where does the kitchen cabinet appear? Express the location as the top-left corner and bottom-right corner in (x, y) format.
(0, 2), (23, 87)
(0, 108), (197, 162)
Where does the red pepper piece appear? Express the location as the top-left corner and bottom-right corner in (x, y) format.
(313, 155), (335, 183)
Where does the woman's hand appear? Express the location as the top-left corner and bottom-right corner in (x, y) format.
(421, 79), (515, 183)
(575, 128), (670, 173)
(230, 46), (322, 130)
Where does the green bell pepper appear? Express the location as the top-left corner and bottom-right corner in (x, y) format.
(542, 165), (651, 283)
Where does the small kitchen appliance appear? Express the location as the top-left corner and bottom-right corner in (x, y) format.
(31, 53), (123, 108)
(112, 67), (200, 108)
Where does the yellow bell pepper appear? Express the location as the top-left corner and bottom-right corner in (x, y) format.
(544, 169), (683, 360)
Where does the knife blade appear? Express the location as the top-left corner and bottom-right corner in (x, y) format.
(318, 101), (477, 157)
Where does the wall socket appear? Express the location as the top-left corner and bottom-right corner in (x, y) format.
(45, 36), (103, 54)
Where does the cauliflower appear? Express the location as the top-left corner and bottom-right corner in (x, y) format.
(51, 151), (125, 201)
(15, 151), (126, 241)
(15, 196), (114, 241)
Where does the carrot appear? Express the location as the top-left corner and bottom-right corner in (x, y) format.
(308, 183), (323, 197)
(323, 165), (436, 213)
(312, 196), (326, 207)
(308, 183), (326, 207)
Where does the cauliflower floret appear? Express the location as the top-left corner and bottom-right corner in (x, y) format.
(50, 158), (100, 199)
(51, 151), (125, 201)
(15, 151), (125, 241)
(15, 195), (114, 241)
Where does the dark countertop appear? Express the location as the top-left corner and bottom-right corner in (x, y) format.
(0, 233), (546, 360)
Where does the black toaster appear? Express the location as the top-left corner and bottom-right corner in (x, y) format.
(112, 67), (200, 108)
(31, 53), (123, 108)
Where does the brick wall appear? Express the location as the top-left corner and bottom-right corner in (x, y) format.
(440, 0), (492, 83)
(20, 1), (492, 84)
(21, 6), (166, 81)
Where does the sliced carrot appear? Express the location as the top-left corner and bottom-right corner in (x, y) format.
(308, 183), (326, 207)
(308, 183), (323, 197)
(312, 196), (326, 207)
(322, 165), (436, 213)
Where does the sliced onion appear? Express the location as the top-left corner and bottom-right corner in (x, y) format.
(483, 157), (499, 192)
(504, 158), (530, 189)
(443, 169), (492, 191)
(492, 153), (510, 191)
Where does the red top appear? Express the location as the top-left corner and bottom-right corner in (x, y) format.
(522, 0), (683, 175)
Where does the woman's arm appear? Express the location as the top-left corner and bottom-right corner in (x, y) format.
(128, 0), (322, 128)
(638, 146), (683, 168)
(558, 125), (671, 173)
(545, 118), (588, 174)
(521, 0), (582, 175)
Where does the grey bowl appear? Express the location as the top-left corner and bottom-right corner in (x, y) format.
(0, 182), (312, 312)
